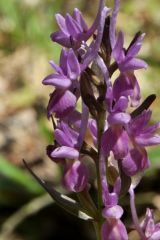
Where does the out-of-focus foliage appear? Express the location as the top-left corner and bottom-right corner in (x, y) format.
(0, 155), (44, 206)
(0, 0), (62, 52)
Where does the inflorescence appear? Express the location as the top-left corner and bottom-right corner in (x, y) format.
(26, 0), (160, 239)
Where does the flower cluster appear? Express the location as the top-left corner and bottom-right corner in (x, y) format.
(41, 0), (160, 239)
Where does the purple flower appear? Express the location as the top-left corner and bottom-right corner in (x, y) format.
(43, 49), (80, 118)
(47, 90), (77, 118)
(43, 48), (80, 88)
(100, 173), (127, 239)
(46, 144), (65, 164)
(109, 1), (147, 110)
(110, 32), (147, 107)
(127, 110), (160, 147)
(105, 81), (131, 124)
(122, 147), (149, 176)
(109, 0), (147, 72)
(51, 121), (79, 159)
(48, 120), (89, 192)
(112, 72), (141, 107)
(107, 112), (131, 126)
(88, 118), (109, 147)
(51, 0), (105, 48)
(121, 110), (160, 176)
(105, 80), (130, 120)
(102, 177), (123, 220)
(51, 146), (79, 159)
(102, 126), (129, 159)
(109, 0), (120, 50)
(63, 110), (82, 129)
(112, 31), (147, 72)
(63, 160), (89, 192)
(140, 208), (160, 240)
(80, 6), (110, 71)
(102, 109), (160, 176)
(51, 8), (89, 48)
(101, 219), (128, 240)
(43, 2), (111, 120)
(39, 0), (160, 238)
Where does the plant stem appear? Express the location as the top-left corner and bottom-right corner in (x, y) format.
(96, 119), (103, 211)
(96, 110), (106, 211)
(94, 110), (106, 240)
(129, 187), (146, 240)
(96, 157), (103, 211)
(93, 222), (102, 240)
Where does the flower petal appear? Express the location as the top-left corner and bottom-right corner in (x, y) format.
(49, 60), (63, 74)
(67, 49), (81, 79)
(113, 73), (141, 107)
(122, 148), (150, 176)
(109, 0), (120, 49)
(112, 31), (125, 63)
(129, 110), (152, 133)
(81, 7), (110, 71)
(47, 90), (76, 118)
(50, 31), (71, 48)
(46, 144), (65, 163)
(113, 96), (128, 112)
(63, 160), (88, 192)
(55, 129), (73, 147)
(108, 112), (131, 125)
(135, 135), (160, 146)
(55, 14), (68, 34)
(51, 146), (79, 159)
(102, 205), (123, 219)
(73, 8), (88, 32)
(65, 14), (82, 37)
(101, 219), (128, 240)
(55, 122), (78, 147)
(120, 58), (148, 71)
(102, 127), (129, 159)
(126, 33), (145, 58)
(42, 74), (71, 89)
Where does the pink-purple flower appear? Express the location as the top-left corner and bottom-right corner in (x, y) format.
(43, 49), (80, 118)
(51, 8), (89, 48)
(28, 0), (160, 239)
(101, 219), (128, 240)
(140, 208), (160, 240)
(51, 0), (105, 49)
(112, 31), (147, 72)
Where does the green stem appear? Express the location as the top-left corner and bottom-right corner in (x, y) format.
(93, 110), (106, 240)
(96, 111), (106, 211)
(96, 156), (103, 211)
(93, 222), (102, 240)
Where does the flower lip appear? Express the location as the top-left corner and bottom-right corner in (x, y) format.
(102, 205), (124, 219)
(42, 74), (72, 89)
(51, 146), (79, 159)
(107, 112), (131, 125)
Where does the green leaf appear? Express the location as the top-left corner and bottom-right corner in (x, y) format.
(23, 160), (94, 221)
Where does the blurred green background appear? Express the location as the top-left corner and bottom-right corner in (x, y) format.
(0, 0), (160, 239)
